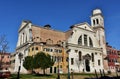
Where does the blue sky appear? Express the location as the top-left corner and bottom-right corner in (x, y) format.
(0, 0), (120, 52)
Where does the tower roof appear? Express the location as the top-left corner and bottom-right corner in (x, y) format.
(93, 9), (102, 15)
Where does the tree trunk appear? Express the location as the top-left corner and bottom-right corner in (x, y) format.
(43, 69), (45, 75)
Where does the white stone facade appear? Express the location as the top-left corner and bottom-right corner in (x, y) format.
(14, 21), (32, 73)
(67, 23), (104, 73)
(67, 9), (108, 73)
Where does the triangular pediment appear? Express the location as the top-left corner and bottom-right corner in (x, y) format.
(74, 22), (93, 31)
(19, 22), (27, 31)
(19, 20), (31, 32)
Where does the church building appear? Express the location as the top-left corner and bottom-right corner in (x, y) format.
(14, 9), (108, 73)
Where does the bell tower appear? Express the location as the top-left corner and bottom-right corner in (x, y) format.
(91, 9), (106, 51)
(91, 9), (104, 27)
(91, 9), (108, 71)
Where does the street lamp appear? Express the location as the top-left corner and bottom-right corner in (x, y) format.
(57, 56), (60, 79)
(68, 55), (70, 79)
(17, 53), (23, 79)
(67, 49), (70, 79)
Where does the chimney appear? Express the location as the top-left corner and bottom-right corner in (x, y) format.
(44, 24), (51, 29)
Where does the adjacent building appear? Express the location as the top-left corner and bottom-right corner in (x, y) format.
(106, 44), (119, 72)
(117, 50), (120, 71)
(14, 9), (108, 73)
(9, 53), (16, 73)
(0, 53), (10, 70)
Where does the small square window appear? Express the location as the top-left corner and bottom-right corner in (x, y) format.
(95, 52), (97, 55)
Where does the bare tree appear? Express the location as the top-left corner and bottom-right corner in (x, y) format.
(0, 34), (9, 70)
(0, 35), (9, 52)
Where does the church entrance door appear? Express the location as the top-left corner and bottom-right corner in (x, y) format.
(85, 59), (90, 72)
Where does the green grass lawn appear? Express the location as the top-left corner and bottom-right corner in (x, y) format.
(9, 74), (57, 79)
(8, 73), (108, 79)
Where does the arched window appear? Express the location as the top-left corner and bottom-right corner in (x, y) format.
(96, 19), (99, 24)
(89, 37), (93, 47)
(93, 19), (95, 25)
(36, 36), (40, 42)
(91, 53), (94, 62)
(79, 51), (82, 61)
(36, 47), (38, 50)
(78, 35), (82, 45)
(46, 39), (53, 44)
(84, 34), (87, 46)
(78, 35), (93, 47)
(57, 40), (62, 45)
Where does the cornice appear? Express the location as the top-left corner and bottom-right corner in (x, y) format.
(93, 26), (104, 30)
(16, 42), (32, 50)
(67, 43), (102, 51)
(76, 26), (95, 33)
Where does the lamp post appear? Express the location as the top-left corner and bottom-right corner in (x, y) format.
(67, 49), (70, 79)
(68, 56), (70, 79)
(17, 53), (23, 79)
(57, 56), (60, 79)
